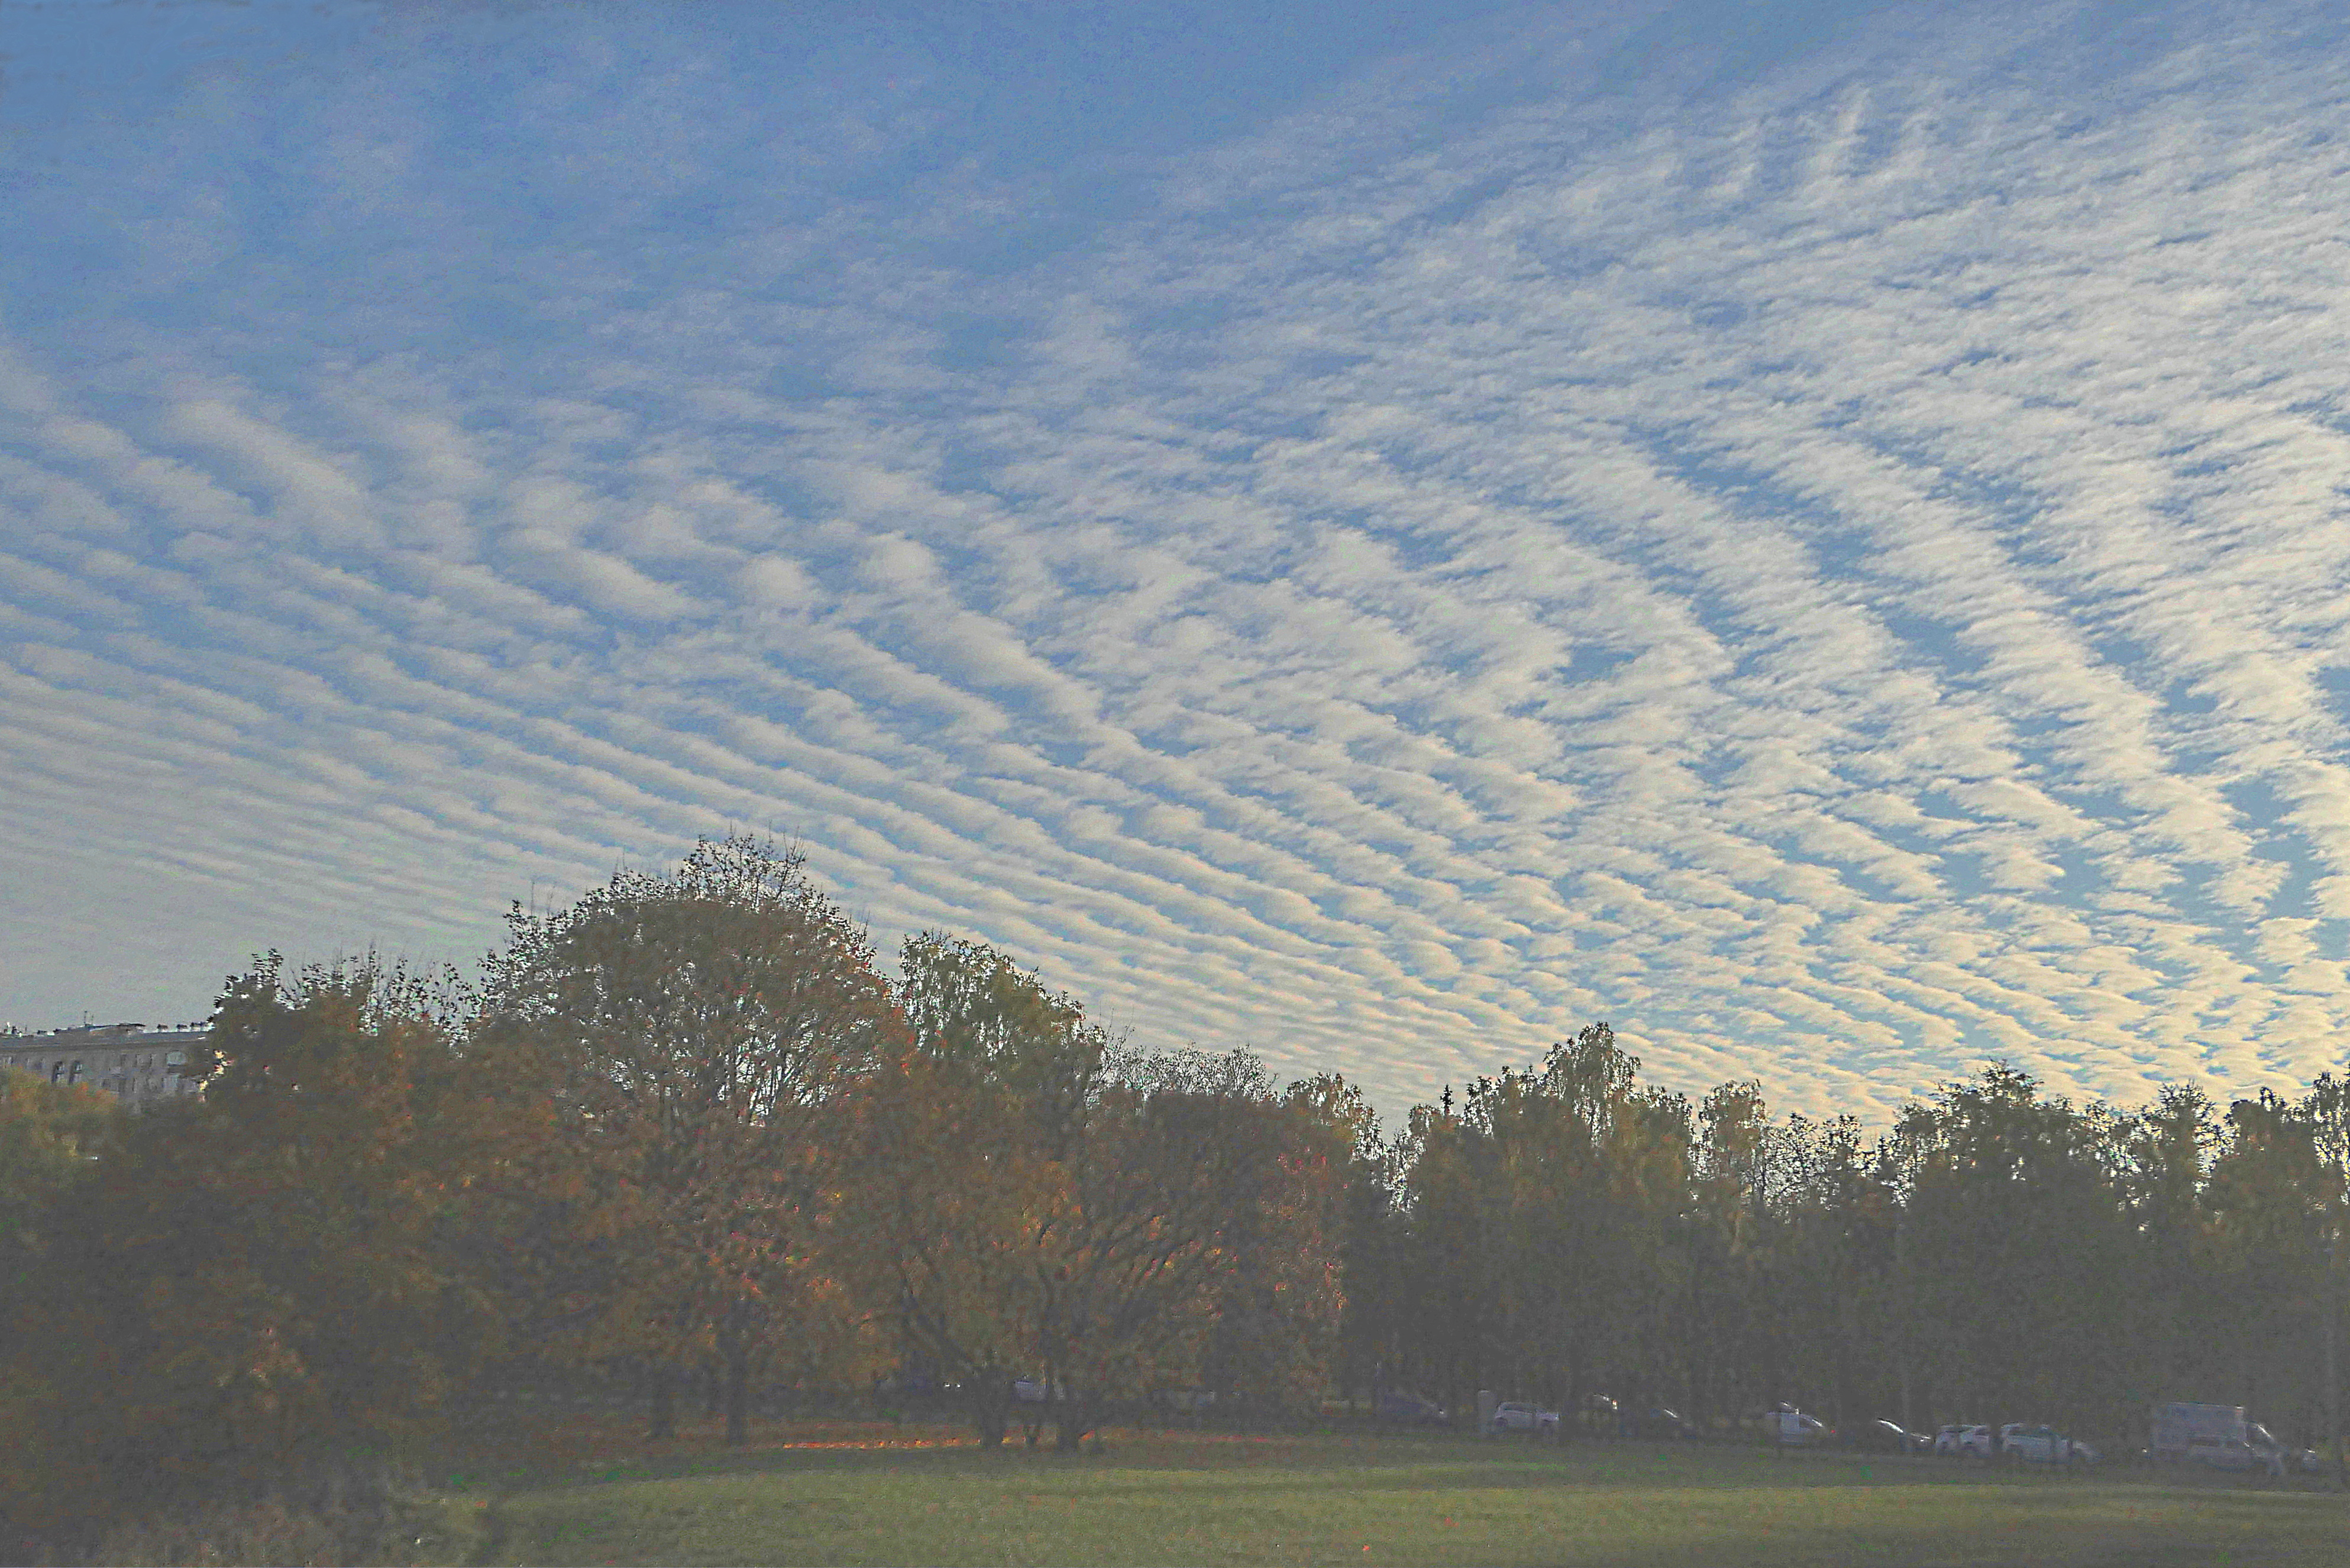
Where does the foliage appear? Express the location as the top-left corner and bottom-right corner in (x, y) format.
(844, 940), (1352, 1448)
(1, 955), (499, 1546)
(833, 933), (1097, 1445)
(1352, 1043), (2350, 1458)
(0, 1068), (121, 1246)
(0, 1072), (125, 1535)
(16, 833), (2350, 1546)
(479, 835), (903, 1444)
(80, 1459), (476, 1568)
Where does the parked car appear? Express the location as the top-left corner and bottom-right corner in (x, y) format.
(1375, 1388), (1449, 1427)
(1578, 1393), (1620, 1433)
(2188, 1421), (2290, 1478)
(1488, 1401), (1562, 1437)
(1745, 1404), (1830, 1447)
(1631, 1407), (1703, 1441)
(1840, 1418), (1929, 1456)
(1934, 1424), (1995, 1460)
(1999, 1423), (2099, 1466)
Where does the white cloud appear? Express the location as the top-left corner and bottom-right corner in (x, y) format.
(5, 0), (2350, 1122)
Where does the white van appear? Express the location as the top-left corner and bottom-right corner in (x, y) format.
(2152, 1403), (2288, 1478)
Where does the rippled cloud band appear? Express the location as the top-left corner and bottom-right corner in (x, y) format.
(4, 0), (2348, 1120)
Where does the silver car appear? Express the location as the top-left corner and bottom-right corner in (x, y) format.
(1488, 1401), (1561, 1436)
(1934, 1424), (1995, 1459)
(1999, 1423), (2099, 1466)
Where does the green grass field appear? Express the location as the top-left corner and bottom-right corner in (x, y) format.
(438, 1419), (2350, 1567)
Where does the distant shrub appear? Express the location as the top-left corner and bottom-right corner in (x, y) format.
(12, 1459), (471, 1568)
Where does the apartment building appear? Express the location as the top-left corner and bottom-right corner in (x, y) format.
(0, 1021), (208, 1107)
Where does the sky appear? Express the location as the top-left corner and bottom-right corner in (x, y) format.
(4, 0), (2349, 1125)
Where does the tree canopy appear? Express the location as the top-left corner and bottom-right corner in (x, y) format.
(7, 832), (2350, 1535)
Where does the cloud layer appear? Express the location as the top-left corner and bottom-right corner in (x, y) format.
(5, 0), (2349, 1121)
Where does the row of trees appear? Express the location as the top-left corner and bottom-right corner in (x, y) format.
(1, 838), (1359, 1539)
(5, 834), (2347, 1539)
(1342, 1032), (2350, 1464)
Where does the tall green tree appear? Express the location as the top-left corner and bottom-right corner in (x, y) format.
(2302, 1074), (2350, 1488)
(2203, 1091), (2326, 1436)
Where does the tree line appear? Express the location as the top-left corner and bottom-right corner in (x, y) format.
(4, 835), (2346, 1541)
(1343, 1032), (2348, 1468)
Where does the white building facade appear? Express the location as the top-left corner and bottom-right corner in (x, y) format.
(0, 1022), (208, 1107)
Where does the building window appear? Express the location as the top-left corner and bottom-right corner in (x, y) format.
(51, 1062), (64, 1084)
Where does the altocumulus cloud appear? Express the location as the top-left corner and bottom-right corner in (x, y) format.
(3, 0), (2348, 1121)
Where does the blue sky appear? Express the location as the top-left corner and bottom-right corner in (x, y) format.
(5, 0), (2349, 1123)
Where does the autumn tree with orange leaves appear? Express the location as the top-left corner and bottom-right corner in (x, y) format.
(481, 836), (900, 1444)
(840, 939), (1362, 1449)
(834, 933), (1106, 1446)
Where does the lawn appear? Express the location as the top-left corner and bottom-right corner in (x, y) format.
(447, 1419), (2350, 1567)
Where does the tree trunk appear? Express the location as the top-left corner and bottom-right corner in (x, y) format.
(1055, 1389), (1089, 1453)
(648, 1365), (677, 1440)
(1046, 1370), (1084, 1453)
(969, 1372), (1011, 1449)
(2329, 1217), (2343, 1493)
(724, 1343), (752, 1448)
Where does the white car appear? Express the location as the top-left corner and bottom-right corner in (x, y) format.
(1934, 1424), (1995, 1460)
(1751, 1405), (1829, 1446)
(1488, 1401), (1561, 1436)
(1777, 1411), (1830, 1447)
(2188, 1420), (2293, 1477)
(1999, 1423), (2099, 1466)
